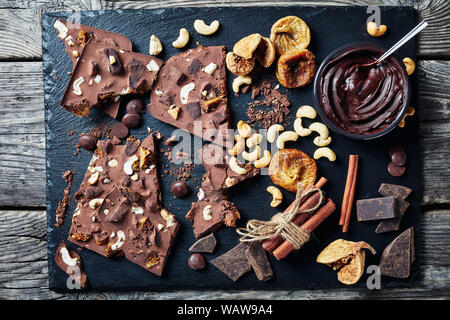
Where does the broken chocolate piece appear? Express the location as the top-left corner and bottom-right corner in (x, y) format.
(211, 242), (251, 282)
(189, 233), (217, 253)
(55, 170), (73, 228)
(187, 59), (202, 74)
(245, 241), (273, 281)
(168, 66), (185, 84)
(380, 227), (414, 278)
(378, 183), (412, 200)
(186, 101), (201, 119)
(124, 137), (141, 156)
(54, 241), (87, 288)
(356, 196), (397, 222)
(376, 198), (410, 233)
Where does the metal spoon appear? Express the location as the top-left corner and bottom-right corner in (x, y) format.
(361, 20), (428, 67)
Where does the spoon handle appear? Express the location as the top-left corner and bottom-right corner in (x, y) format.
(377, 20), (428, 63)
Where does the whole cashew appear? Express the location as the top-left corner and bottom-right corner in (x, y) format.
(267, 124), (284, 143)
(294, 118), (312, 136)
(237, 120), (252, 138)
(246, 133), (263, 148)
(149, 35), (163, 55)
(172, 28), (190, 48)
(296, 105), (317, 119)
(254, 150), (271, 169)
(403, 57), (415, 75)
(367, 21), (387, 37)
(242, 146), (261, 162)
(194, 19), (220, 35)
(309, 122), (329, 139)
(313, 136), (332, 147)
(314, 147), (336, 162)
(267, 186), (283, 207)
(227, 135), (245, 156)
(232, 75), (252, 93)
(276, 131), (298, 149)
(229, 156), (248, 175)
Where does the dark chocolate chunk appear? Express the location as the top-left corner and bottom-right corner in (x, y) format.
(158, 91), (175, 106)
(388, 162), (406, 177)
(188, 253), (206, 270)
(171, 180), (189, 198)
(245, 241), (273, 281)
(122, 113), (141, 129)
(187, 58), (201, 74)
(105, 48), (122, 75)
(85, 186), (104, 199)
(126, 99), (144, 114)
(189, 233), (217, 253)
(90, 62), (100, 76)
(376, 198), (410, 233)
(106, 198), (130, 223)
(124, 138), (140, 156)
(111, 122), (129, 139)
(186, 101), (201, 119)
(99, 141), (113, 155)
(356, 196), (397, 222)
(211, 242), (251, 282)
(79, 134), (97, 150)
(212, 108), (229, 127)
(168, 66), (185, 84)
(378, 183), (412, 200)
(150, 229), (160, 247)
(380, 227), (414, 278)
(389, 146), (407, 166)
(127, 59), (147, 89)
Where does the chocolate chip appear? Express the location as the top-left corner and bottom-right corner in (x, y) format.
(187, 59), (201, 74)
(127, 59), (146, 89)
(106, 200), (130, 223)
(159, 91), (174, 105)
(125, 138), (140, 156)
(186, 101), (201, 119)
(389, 146), (407, 166)
(79, 134), (97, 150)
(126, 99), (144, 114)
(168, 66), (185, 84)
(104, 48), (122, 75)
(171, 180), (189, 198)
(85, 187), (103, 199)
(122, 113), (141, 129)
(188, 253), (206, 270)
(388, 162), (406, 177)
(100, 141), (113, 155)
(212, 108), (228, 127)
(90, 62), (100, 77)
(111, 122), (129, 139)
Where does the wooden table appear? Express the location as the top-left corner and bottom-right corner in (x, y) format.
(0, 0), (449, 300)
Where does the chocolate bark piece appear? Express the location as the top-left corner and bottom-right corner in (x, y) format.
(185, 176), (240, 238)
(199, 143), (260, 191)
(378, 183), (412, 200)
(376, 198), (410, 233)
(55, 170), (73, 227)
(356, 196), (397, 222)
(61, 38), (162, 117)
(189, 233), (217, 253)
(211, 242), (251, 282)
(380, 227), (414, 278)
(54, 19), (132, 119)
(54, 241), (87, 288)
(148, 46), (232, 147)
(245, 241), (273, 281)
(68, 135), (179, 276)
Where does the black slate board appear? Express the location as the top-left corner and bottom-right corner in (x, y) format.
(42, 6), (420, 291)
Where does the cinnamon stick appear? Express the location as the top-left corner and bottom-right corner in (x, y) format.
(339, 155), (358, 225)
(272, 198), (336, 260)
(342, 155), (359, 233)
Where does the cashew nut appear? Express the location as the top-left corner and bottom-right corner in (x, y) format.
(242, 146), (261, 162)
(160, 209), (176, 227)
(72, 76), (84, 96)
(367, 21), (387, 37)
(149, 35), (163, 55)
(267, 124), (284, 143)
(146, 60), (160, 72)
(89, 198), (104, 209)
(225, 176), (237, 187)
(246, 133), (263, 148)
(229, 156), (248, 175)
(194, 19), (220, 35)
(294, 118), (312, 137)
(180, 82), (195, 104)
(202, 63), (217, 75)
(313, 136), (332, 147)
(132, 206), (144, 215)
(197, 188), (205, 200)
(172, 28), (190, 48)
(313, 147), (336, 162)
(60, 247), (78, 267)
(110, 230), (126, 251)
(203, 205), (213, 221)
(254, 150), (271, 169)
(54, 20), (68, 39)
(123, 155), (139, 175)
(88, 171), (99, 185)
(309, 122), (329, 139)
(267, 186), (283, 207)
(237, 120), (252, 138)
(403, 57), (415, 75)
(232, 75), (252, 94)
(227, 134), (245, 156)
(276, 131), (298, 149)
(296, 105), (317, 119)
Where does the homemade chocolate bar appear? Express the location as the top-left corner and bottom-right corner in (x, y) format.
(55, 241), (88, 288)
(378, 183), (412, 200)
(356, 196), (397, 222)
(148, 46), (233, 146)
(376, 198), (410, 233)
(380, 227), (414, 278)
(68, 135), (179, 276)
(189, 233), (217, 253)
(211, 242), (251, 282)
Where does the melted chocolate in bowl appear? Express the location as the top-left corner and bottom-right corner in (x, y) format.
(316, 46), (408, 137)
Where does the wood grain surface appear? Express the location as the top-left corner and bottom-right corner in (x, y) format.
(0, 0), (449, 300)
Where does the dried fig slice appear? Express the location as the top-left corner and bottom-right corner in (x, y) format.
(270, 16), (311, 55)
(226, 52), (255, 76)
(268, 149), (317, 193)
(233, 33), (262, 59)
(276, 49), (316, 88)
(337, 250), (365, 285)
(255, 36), (276, 68)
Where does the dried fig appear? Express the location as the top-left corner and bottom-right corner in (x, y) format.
(233, 33), (262, 59)
(255, 36), (276, 68)
(270, 16), (311, 55)
(316, 239), (376, 285)
(276, 49), (316, 88)
(226, 52), (255, 76)
(268, 148), (317, 193)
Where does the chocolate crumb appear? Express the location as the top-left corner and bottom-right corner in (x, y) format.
(55, 170), (74, 227)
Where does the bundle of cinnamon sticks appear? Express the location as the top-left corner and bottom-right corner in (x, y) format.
(261, 177), (336, 260)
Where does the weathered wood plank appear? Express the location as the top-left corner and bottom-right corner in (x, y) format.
(0, 60), (448, 206)
(0, 209), (448, 299)
(0, 0), (449, 60)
